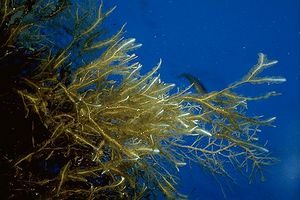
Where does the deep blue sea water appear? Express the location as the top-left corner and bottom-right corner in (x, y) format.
(106, 1), (300, 199)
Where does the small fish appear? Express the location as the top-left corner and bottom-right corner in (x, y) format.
(178, 73), (207, 94)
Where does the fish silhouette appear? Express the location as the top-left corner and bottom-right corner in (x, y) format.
(178, 73), (207, 94)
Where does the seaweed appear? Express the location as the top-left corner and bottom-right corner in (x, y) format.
(0, 0), (286, 199)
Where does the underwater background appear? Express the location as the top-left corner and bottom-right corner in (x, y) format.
(0, 0), (299, 199)
(106, 0), (300, 200)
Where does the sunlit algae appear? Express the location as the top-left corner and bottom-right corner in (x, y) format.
(0, 0), (286, 199)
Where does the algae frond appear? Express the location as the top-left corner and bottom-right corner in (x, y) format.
(0, 0), (286, 199)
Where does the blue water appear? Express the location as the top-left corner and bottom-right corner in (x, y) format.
(107, 1), (300, 199)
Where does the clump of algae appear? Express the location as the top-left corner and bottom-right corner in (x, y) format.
(0, 0), (286, 199)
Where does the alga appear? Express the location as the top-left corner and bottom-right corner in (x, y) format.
(0, 0), (286, 199)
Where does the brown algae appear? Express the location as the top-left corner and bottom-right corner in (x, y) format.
(0, 0), (286, 199)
